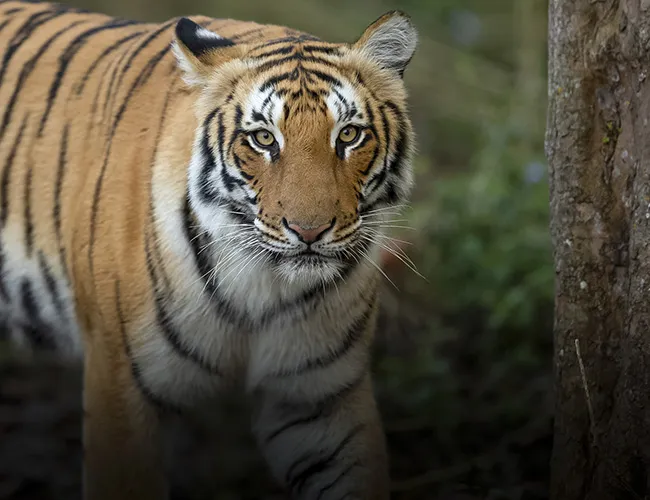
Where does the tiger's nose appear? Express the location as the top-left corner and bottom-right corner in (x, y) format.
(284, 219), (334, 243)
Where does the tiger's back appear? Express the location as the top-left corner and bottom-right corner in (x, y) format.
(0, 1), (291, 355)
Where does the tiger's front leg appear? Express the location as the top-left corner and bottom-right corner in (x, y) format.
(82, 335), (168, 500)
(252, 368), (390, 500)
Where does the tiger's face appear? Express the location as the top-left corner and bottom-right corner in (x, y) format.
(173, 13), (417, 286)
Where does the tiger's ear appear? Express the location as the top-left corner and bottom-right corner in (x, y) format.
(172, 18), (238, 86)
(353, 11), (417, 77)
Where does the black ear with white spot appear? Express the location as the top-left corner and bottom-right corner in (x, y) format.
(176, 18), (234, 57)
(353, 11), (418, 77)
(172, 18), (237, 86)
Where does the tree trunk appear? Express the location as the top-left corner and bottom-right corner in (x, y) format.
(547, 0), (650, 499)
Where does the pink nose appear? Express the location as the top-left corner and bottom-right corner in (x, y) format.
(286, 220), (334, 243)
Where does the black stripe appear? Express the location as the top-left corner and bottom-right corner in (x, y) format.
(23, 159), (33, 256)
(105, 19), (175, 118)
(259, 69), (300, 92)
(306, 68), (341, 86)
(74, 30), (144, 96)
(251, 111), (268, 124)
(282, 102), (291, 121)
(264, 409), (324, 446)
(251, 45), (294, 58)
(149, 80), (175, 164)
(330, 89), (344, 118)
(38, 251), (65, 316)
(354, 131), (372, 152)
(21, 325), (56, 350)
(386, 133), (407, 181)
(181, 195), (250, 328)
(260, 34), (320, 48)
(97, 36), (133, 118)
(260, 92), (274, 112)
(144, 83), (176, 290)
(2, 7), (23, 15)
(383, 101), (408, 179)
(331, 88), (352, 118)
(0, 18), (12, 34)
(115, 279), (180, 413)
(132, 44), (172, 89)
(302, 45), (341, 55)
(0, 19), (87, 141)
(0, 243), (9, 302)
(38, 18), (141, 136)
(227, 104), (243, 152)
(270, 304), (372, 377)
(298, 54), (340, 68)
(266, 367), (367, 445)
(144, 80), (177, 292)
(147, 215), (172, 292)
(20, 278), (56, 350)
(316, 460), (360, 499)
(196, 107), (222, 202)
(53, 124), (68, 275)
(233, 154), (254, 181)
(230, 26), (265, 42)
(216, 112), (232, 190)
(144, 229), (222, 376)
(360, 105), (379, 178)
(254, 53), (337, 73)
(217, 111), (246, 192)
(377, 105), (392, 167)
(88, 29), (173, 275)
(259, 36), (303, 48)
(240, 137), (262, 156)
(1, 114), (28, 227)
(0, 7), (64, 90)
(365, 112), (408, 204)
(363, 105), (392, 193)
(14, 2), (89, 13)
(291, 87), (326, 101)
(286, 423), (365, 494)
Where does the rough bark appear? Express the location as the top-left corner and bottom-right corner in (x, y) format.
(547, 0), (650, 499)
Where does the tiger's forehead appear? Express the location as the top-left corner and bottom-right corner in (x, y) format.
(241, 78), (362, 127)
(234, 39), (365, 130)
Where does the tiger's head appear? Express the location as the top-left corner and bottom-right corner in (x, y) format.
(173, 12), (417, 286)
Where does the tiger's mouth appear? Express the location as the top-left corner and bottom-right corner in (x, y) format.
(258, 236), (375, 286)
(265, 246), (342, 265)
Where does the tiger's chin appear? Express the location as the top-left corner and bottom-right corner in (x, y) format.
(272, 252), (348, 288)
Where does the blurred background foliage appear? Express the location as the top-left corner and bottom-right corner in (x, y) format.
(7, 0), (553, 498)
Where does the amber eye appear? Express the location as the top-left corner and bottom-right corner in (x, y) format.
(338, 125), (360, 144)
(252, 129), (276, 148)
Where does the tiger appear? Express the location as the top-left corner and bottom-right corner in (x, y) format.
(0, 0), (417, 498)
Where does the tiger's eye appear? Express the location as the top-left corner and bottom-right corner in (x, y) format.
(338, 125), (359, 143)
(253, 130), (276, 147)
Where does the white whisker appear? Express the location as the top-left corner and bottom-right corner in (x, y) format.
(359, 249), (398, 290)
